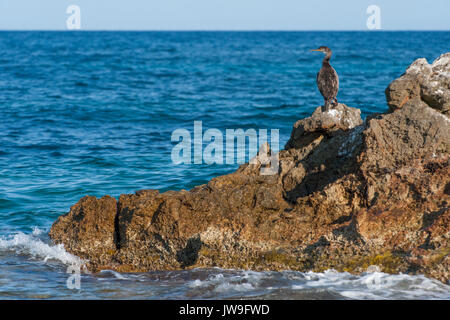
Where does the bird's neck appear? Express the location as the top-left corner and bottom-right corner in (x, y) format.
(322, 52), (332, 64)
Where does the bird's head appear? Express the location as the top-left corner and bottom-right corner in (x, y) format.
(310, 46), (331, 54)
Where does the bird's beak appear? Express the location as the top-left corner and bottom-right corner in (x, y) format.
(310, 49), (321, 52)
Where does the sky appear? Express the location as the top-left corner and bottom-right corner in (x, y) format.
(0, 0), (449, 31)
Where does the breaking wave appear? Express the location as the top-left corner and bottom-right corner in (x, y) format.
(185, 269), (450, 300)
(0, 227), (82, 266)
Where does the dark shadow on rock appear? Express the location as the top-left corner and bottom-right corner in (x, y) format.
(421, 208), (447, 230)
(284, 124), (364, 203)
(331, 214), (353, 225)
(303, 236), (330, 255)
(73, 207), (85, 222)
(154, 233), (173, 254)
(424, 161), (447, 174)
(114, 209), (122, 249)
(176, 235), (202, 268)
(332, 219), (364, 244)
(284, 157), (350, 203)
(419, 232), (434, 250)
(284, 131), (323, 150)
(419, 207), (447, 252)
(114, 206), (135, 250)
(151, 202), (165, 224)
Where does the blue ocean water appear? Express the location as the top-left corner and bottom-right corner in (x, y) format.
(0, 31), (449, 299)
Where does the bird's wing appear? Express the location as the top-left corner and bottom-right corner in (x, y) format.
(333, 67), (339, 95)
(317, 66), (339, 101)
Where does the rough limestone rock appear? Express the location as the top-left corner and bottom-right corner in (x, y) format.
(285, 103), (363, 150)
(386, 53), (450, 115)
(50, 55), (450, 283)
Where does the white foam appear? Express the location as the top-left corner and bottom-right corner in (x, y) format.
(32, 226), (44, 236)
(292, 269), (450, 300)
(0, 229), (82, 266)
(184, 268), (449, 299)
(187, 270), (264, 294)
(98, 270), (130, 280)
(189, 279), (204, 287)
(214, 281), (255, 293)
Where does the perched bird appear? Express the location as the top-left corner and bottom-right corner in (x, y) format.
(311, 46), (339, 110)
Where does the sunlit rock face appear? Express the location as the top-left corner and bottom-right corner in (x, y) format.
(50, 54), (450, 283)
(386, 53), (450, 115)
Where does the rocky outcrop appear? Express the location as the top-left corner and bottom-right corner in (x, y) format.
(50, 54), (450, 283)
(385, 53), (450, 115)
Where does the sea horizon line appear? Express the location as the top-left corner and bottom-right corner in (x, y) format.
(0, 29), (449, 32)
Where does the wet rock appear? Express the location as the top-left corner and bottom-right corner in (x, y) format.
(48, 195), (117, 267)
(50, 54), (450, 283)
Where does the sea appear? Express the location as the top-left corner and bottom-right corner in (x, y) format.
(0, 31), (449, 299)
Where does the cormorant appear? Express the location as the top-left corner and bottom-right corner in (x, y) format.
(311, 46), (339, 110)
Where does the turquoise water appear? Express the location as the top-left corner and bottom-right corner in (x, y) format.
(0, 31), (449, 299)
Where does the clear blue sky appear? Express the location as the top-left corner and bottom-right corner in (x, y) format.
(0, 0), (449, 30)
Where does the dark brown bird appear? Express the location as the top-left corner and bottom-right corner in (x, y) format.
(311, 46), (339, 110)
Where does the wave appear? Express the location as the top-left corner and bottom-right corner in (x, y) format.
(0, 227), (83, 266)
(185, 269), (450, 300)
(297, 269), (450, 300)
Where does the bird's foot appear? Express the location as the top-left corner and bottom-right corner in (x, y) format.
(332, 98), (338, 107)
(323, 101), (331, 112)
(323, 99), (338, 111)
